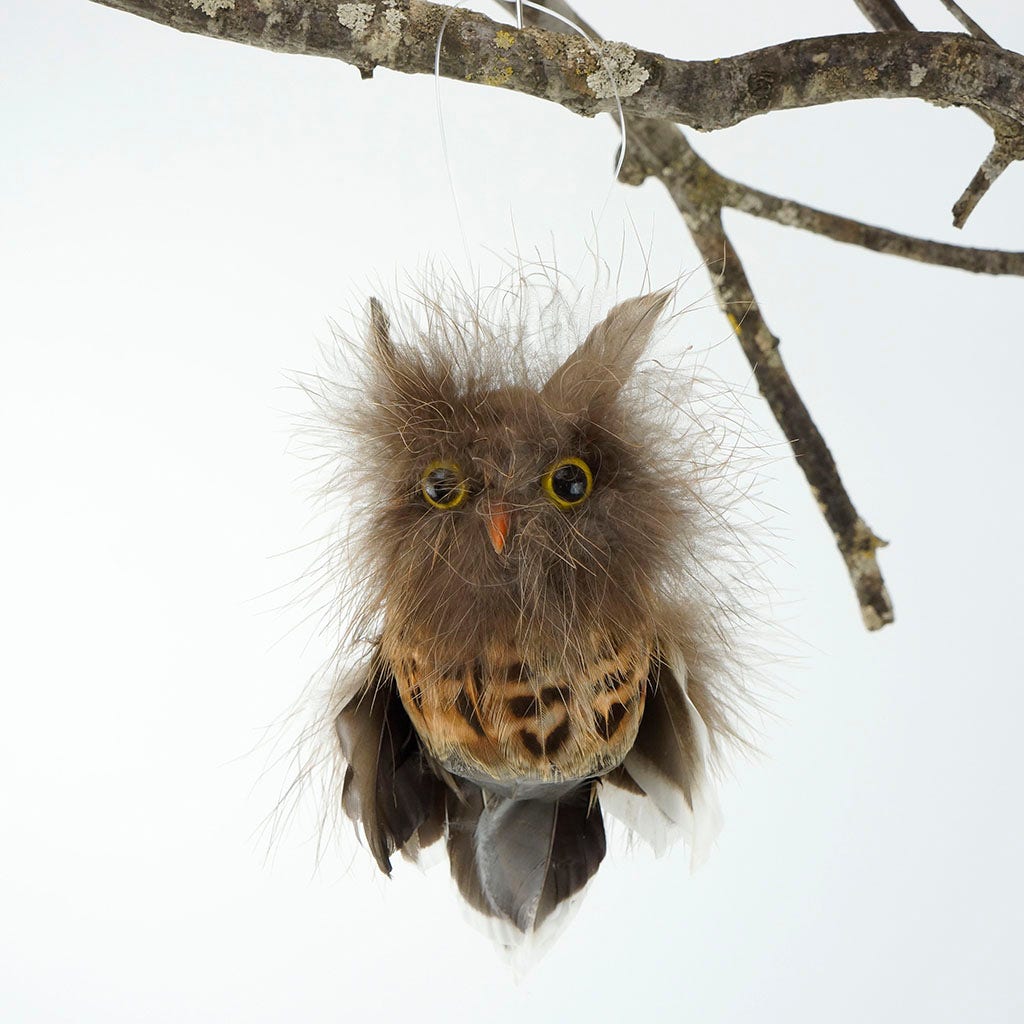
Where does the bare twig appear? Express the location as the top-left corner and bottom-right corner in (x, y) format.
(935, 0), (1024, 227)
(952, 139), (1021, 228)
(852, 0), (915, 33)
(852, 0), (1021, 226)
(719, 179), (1024, 275)
(937, 0), (999, 46)
(692, 213), (895, 631)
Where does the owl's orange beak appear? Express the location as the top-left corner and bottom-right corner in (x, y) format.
(485, 503), (512, 555)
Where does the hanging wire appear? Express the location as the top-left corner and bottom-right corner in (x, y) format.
(434, 1), (628, 275)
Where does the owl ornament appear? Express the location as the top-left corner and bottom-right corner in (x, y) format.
(321, 282), (747, 947)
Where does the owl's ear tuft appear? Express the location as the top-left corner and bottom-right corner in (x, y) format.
(367, 296), (412, 399)
(542, 290), (672, 409)
(367, 296), (395, 368)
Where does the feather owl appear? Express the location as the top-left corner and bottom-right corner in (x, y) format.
(315, 277), (748, 943)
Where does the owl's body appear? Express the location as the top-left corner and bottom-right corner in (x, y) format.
(323, 283), (745, 942)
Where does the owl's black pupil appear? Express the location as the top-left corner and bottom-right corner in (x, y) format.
(551, 463), (588, 502)
(425, 468), (459, 504)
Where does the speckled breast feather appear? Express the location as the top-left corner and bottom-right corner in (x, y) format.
(387, 630), (651, 788)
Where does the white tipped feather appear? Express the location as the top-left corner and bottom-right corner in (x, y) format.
(455, 875), (594, 978)
(611, 650), (723, 868)
(598, 781), (678, 857)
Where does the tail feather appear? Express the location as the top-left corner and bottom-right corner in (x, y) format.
(446, 783), (606, 934)
(531, 790), (607, 929)
(443, 781), (490, 916)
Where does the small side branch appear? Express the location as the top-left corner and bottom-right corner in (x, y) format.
(696, 217), (894, 631)
(719, 180), (1024, 275)
(937, 1), (999, 46)
(622, 117), (894, 629)
(852, 0), (915, 33)
(852, 0), (1021, 226)
(952, 138), (1022, 229)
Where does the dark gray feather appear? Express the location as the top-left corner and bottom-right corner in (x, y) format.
(334, 658), (443, 874)
(446, 782), (606, 933)
(624, 657), (701, 808)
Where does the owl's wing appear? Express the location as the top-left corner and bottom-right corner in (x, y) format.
(334, 655), (446, 874)
(601, 652), (723, 866)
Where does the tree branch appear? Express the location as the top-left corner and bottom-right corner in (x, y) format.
(91, 2), (1024, 132)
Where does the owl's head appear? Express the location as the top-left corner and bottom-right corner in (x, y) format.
(335, 287), (711, 672)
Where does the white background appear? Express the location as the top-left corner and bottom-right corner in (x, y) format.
(3, 1), (1023, 1020)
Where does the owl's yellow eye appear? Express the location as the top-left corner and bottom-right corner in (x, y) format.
(542, 457), (593, 509)
(420, 461), (468, 510)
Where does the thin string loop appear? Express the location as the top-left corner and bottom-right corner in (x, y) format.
(433, 1), (628, 276)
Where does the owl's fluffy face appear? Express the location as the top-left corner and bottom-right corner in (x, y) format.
(389, 381), (662, 574)
(344, 292), (694, 672)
